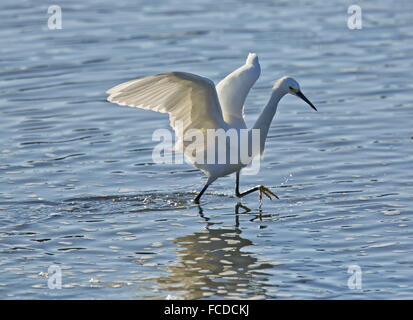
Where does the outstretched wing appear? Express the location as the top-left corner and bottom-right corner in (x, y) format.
(107, 72), (228, 153)
(216, 53), (261, 128)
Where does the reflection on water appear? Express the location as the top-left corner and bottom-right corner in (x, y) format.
(157, 204), (271, 299)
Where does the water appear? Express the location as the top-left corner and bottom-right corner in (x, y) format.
(1, 0), (413, 299)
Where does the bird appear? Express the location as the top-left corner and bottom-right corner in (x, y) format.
(106, 53), (317, 204)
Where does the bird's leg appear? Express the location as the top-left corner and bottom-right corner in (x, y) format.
(194, 178), (215, 204)
(194, 183), (210, 204)
(235, 171), (279, 201)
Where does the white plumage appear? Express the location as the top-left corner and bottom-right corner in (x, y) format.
(216, 53), (260, 128)
(107, 53), (317, 203)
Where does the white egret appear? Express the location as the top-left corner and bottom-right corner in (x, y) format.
(106, 53), (317, 204)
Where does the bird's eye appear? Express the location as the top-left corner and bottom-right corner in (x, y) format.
(289, 86), (298, 93)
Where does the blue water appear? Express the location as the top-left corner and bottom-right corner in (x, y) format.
(0, 0), (412, 299)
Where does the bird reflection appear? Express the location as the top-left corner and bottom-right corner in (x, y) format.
(155, 203), (273, 299)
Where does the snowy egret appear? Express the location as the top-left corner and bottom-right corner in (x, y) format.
(106, 53), (317, 204)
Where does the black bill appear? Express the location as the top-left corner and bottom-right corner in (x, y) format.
(296, 91), (317, 111)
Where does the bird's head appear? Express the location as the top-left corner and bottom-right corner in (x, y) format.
(273, 76), (317, 111)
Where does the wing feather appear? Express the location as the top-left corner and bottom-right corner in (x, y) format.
(216, 53), (260, 128)
(106, 72), (228, 154)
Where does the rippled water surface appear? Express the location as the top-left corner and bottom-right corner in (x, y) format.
(1, 0), (413, 299)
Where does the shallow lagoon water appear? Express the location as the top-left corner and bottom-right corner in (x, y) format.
(0, 0), (413, 299)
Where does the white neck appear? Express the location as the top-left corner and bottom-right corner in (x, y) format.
(252, 87), (287, 154)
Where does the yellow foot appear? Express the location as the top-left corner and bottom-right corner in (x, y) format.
(259, 185), (280, 201)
